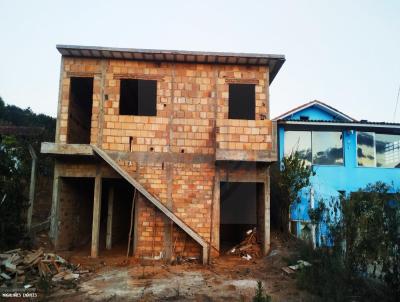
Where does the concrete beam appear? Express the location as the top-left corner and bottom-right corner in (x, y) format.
(215, 149), (277, 162)
(108, 150), (214, 165)
(41, 142), (94, 156)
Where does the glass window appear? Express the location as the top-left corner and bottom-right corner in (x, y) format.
(357, 132), (375, 167)
(376, 134), (400, 168)
(312, 131), (343, 165)
(284, 131), (312, 165)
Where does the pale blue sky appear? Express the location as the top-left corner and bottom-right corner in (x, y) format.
(0, 0), (399, 121)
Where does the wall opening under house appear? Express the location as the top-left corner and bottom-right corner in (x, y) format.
(58, 177), (94, 250)
(57, 177), (133, 256)
(67, 77), (93, 144)
(220, 182), (264, 252)
(99, 179), (133, 255)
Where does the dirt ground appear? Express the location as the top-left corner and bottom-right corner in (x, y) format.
(34, 232), (311, 301)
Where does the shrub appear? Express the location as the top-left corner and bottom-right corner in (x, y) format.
(252, 281), (272, 302)
(299, 182), (400, 301)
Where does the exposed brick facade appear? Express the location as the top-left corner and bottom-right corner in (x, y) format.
(50, 51), (278, 261)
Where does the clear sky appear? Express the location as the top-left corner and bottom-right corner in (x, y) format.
(0, 0), (399, 121)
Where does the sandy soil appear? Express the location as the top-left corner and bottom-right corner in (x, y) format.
(40, 232), (311, 302)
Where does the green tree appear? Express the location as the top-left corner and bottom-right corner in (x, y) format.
(0, 96), (56, 249)
(0, 135), (29, 248)
(271, 151), (315, 233)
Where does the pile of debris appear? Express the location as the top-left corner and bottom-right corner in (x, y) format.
(227, 228), (261, 260)
(0, 248), (89, 289)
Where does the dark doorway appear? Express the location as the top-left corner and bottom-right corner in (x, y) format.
(99, 179), (133, 255)
(57, 177), (134, 256)
(220, 182), (263, 252)
(67, 77), (93, 144)
(58, 177), (94, 250)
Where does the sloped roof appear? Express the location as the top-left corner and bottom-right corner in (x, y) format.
(272, 100), (356, 122)
(56, 45), (285, 84)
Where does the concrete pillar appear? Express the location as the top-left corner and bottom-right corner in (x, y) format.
(211, 166), (220, 253)
(91, 169), (102, 258)
(163, 162), (173, 260)
(106, 185), (114, 250)
(50, 163), (61, 246)
(263, 166), (271, 255)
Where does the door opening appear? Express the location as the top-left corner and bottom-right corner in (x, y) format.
(67, 77), (93, 144)
(220, 182), (264, 253)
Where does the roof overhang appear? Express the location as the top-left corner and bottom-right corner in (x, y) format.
(279, 120), (400, 134)
(56, 44), (285, 84)
(273, 100), (356, 122)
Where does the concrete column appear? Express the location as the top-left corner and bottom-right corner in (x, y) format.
(50, 163), (61, 246)
(163, 162), (173, 260)
(263, 166), (271, 255)
(106, 185), (114, 250)
(91, 169), (102, 258)
(211, 166), (220, 252)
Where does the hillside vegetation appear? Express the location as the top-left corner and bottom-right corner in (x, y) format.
(0, 97), (55, 249)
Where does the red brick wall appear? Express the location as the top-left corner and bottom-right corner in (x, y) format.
(56, 57), (272, 257)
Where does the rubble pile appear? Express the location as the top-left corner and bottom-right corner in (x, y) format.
(0, 248), (89, 289)
(227, 228), (261, 260)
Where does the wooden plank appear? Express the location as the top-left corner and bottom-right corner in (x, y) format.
(23, 249), (43, 266)
(126, 189), (136, 257)
(91, 145), (209, 263)
(133, 195), (139, 256)
(106, 185), (114, 250)
(282, 267), (295, 275)
(91, 167), (102, 258)
(0, 272), (11, 280)
(4, 261), (16, 271)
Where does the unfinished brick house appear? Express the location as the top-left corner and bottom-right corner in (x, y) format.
(41, 45), (285, 264)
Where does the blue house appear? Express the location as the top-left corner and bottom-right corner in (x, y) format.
(274, 100), (400, 245)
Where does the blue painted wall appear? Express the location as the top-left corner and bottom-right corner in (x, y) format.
(287, 106), (337, 121)
(277, 105), (400, 244)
